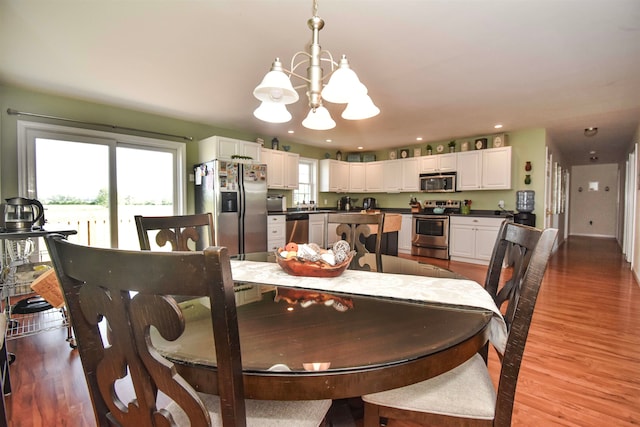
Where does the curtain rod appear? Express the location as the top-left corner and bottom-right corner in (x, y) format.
(6, 108), (193, 141)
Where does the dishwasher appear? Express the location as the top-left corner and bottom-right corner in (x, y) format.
(286, 213), (309, 244)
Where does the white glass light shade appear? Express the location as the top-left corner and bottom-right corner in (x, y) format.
(253, 70), (299, 104)
(341, 94), (380, 120)
(322, 57), (368, 104)
(302, 106), (336, 130)
(253, 102), (292, 123)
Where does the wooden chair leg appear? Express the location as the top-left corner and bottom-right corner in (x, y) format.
(363, 401), (382, 427)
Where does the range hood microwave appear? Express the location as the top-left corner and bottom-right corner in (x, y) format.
(420, 172), (457, 193)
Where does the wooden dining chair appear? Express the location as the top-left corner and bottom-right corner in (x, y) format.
(327, 213), (385, 270)
(135, 213), (215, 251)
(45, 235), (332, 427)
(362, 221), (558, 427)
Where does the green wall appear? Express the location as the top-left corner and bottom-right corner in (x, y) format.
(1, 84), (547, 225)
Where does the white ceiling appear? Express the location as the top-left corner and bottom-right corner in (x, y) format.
(1, 0), (639, 165)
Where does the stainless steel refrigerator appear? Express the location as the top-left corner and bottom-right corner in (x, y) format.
(194, 160), (267, 255)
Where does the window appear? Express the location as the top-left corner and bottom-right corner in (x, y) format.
(18, 120), (186, 250)
(293, 157), (318, 206)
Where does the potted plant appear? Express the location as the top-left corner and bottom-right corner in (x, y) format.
(426, 145), (433, 155)
(448, 140), (456, 153)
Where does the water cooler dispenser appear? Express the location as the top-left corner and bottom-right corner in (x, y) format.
(514, 190), (536, 227)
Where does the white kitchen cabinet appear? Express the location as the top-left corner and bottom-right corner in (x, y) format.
(261, 149), (299, 189)
(420, 153), (457, 173)
(267, 214), (286, 252)
(349, 163), (366, 192)
(400, 158), (420, 191)
(449, 216), (505, 265)
(284, 152), (299, 189)
(319, 159), (350, 192)
(365, 161), (384, 192)
(456, 147), (511, 191)
(198, 135), (261, 162)
(308, 213), (326, 248)
(382, 160), (402, 193)
(482, 147), (511, 189)
(326, 222), (340, 247)
(234, 284), (262, 306)
(398, 214), (413, 254)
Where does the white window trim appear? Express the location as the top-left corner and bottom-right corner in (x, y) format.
(294, 157), (318, 205)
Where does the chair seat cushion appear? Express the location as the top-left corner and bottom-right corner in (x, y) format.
(362, 353), (496, 420)
(168, 392), (332, 427)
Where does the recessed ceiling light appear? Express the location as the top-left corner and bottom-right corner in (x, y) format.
(287, 130), (294, 134)
(589, 150), (596, 155)
(357, 146), (364, 150)
(325, 139), (332, 143)
(416, 137), (423, 141)
(584, 127), (598, 137)
(494, 124), (503, 129)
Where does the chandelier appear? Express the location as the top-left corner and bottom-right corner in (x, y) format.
(252, 0), (379, 130)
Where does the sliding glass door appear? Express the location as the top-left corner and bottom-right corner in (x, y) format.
(18, 120), (186, 251)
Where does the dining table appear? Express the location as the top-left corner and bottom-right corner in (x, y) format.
(152, 252), (507, 401)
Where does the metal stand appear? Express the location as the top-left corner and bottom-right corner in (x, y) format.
(0, 229), (77, 349)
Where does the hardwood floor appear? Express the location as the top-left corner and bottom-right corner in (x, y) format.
(4, 236), (640, 426)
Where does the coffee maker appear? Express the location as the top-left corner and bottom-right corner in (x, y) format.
(338, 196), (356, 211)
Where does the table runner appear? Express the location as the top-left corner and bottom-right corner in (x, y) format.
(230, 260), (507, 354)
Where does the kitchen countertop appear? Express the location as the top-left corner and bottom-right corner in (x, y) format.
(269, 208), (514, 218)
(450, 210), (514, 218)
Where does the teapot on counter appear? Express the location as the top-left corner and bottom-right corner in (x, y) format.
(2, 197), (45, 231)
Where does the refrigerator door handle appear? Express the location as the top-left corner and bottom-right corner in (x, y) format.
(238, 164), (246, 254)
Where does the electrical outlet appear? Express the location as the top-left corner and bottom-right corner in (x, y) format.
(498, 200), (505, 208)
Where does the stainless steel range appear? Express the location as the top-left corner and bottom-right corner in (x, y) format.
(411, 200), (461, 259)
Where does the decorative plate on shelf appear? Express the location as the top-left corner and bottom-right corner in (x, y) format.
(389, 150), (397, 160)
(436, 144), (445, 153)
(493, 134), (507, 147)
(475, 138), (488, 150)
(461, 141), (470, 152)
(399, 148), (410, 159)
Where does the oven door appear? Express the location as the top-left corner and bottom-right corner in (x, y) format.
(411, 215), (450, 258)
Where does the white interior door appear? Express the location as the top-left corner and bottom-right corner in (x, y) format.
(544, 147), (552, 229)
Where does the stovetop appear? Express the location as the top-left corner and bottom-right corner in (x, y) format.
(418, 200), (461, 215)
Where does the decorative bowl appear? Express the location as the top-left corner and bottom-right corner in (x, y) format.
(275, 250), (355, 277)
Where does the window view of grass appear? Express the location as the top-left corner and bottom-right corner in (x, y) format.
(36, 139), (175, 250)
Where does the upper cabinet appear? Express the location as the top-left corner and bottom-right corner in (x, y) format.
(319, 159), (350, 192)
(382, 160), (402, 193)
(349, 163), (366, 192)
(420, 153), (456, 173)
(261, 148), (299, 189)
(456, 146), (512, 191)
(400, 158), (420, 191)
(365, 161), (384, 192)
(198, 136), (261, 162)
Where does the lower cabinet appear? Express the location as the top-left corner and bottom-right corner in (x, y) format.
(235, 284), (262, 306)
(327, 221), (340, 248)
(449, 216), (505, 265)
(309, 213), (326, 248)
(398, 214), (413, 254)
(267, 214), (286, 251)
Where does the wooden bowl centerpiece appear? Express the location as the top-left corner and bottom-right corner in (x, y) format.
(275, 241), (354, 277)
